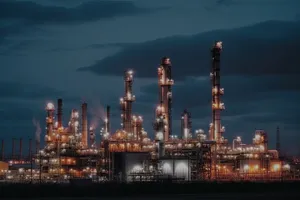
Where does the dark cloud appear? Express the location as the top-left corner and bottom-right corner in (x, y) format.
(0, 20), (47, 46)
(79, 20), (300, 80)
(0, 81), (70, 100)
(138, 75), (299, 109)
(0, 0), (165, 24)
(131, 74), (300, 142)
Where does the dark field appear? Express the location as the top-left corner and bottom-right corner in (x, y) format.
(1, 182), (300, 199)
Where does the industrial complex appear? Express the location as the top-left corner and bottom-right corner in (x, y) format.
(0, 42), (298, 183)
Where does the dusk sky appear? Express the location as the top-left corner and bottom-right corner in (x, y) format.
(0, 0), (300, 155)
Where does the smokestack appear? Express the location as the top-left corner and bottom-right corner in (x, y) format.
(107, 106), (110, 134)
(1, 139), (4, 161)
(57, 98), (63, 128)
(81, 102), (88, 148)
(12, 138), (15, 160)
(19, 138), (22, 160)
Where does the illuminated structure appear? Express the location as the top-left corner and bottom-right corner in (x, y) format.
(120, 70), (135, 135)
(181, 109), (192, 140)
(154, 57), (174, 141)
(81, 102), (88, 148)
(1, 42), (292, 183)
(209, 41), (225, 142)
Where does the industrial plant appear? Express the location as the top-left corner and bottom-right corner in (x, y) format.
(0, 42), (298, 183)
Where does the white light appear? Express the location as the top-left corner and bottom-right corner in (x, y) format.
(273, 164), (280, 171)
(156, 132), (163, 140)
(46, 102), (54, 110)
(175, 162), (189, 180)
(162, 162), (172, 174)
(283, 164), (290, 171)
(131, 165), (142, 173)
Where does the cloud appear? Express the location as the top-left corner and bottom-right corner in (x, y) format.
(132, 74), (300, 145)
(0, 81), (85, 155)
(0, 0), (165, 24)
(79, 20), (300, 80)
(0, 80), (72, 101)
(138, 75), (300, 107)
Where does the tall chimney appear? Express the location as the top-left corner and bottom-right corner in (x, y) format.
(57, 99), (63, 128)
(12, 138), (15, 160)
(19, 138), (22, 160)
(81, 102), (88, 148)
(107, 105), (110, 134)
(1, 139), (4, 161)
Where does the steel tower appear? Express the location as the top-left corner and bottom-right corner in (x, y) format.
(181, 109), (192, 140)
(45, 102), (55, 145)
(120, 70), (135, 134)
(210, 41), (225, 142)
(155, 57), (174, 141)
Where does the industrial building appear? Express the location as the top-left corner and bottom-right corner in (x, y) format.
(0, 42), (295, 183)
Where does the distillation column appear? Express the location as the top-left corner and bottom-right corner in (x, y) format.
(89, 126), (96, 148)
(106, 106), (111, 134)
(45, 103), (55, 145)
(120, 70), (135, 134)
(132, 115), (143, 140)
(70, 109), (80, 147)
(81, 102), (88, 148)
(181, 109), (192, 140)
(101, 106), (111, 140)
(155, 57), (174, 141)
(57, 99), (63, 129)
(210, 42), (225, 142)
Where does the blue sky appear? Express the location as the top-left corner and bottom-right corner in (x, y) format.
(0, 0), (299, 155)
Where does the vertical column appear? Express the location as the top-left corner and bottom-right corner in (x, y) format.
(156, 57), (174, 141)
(81, 102), (88, 148)
(210, 41), (225, 142)
(120, 70), (135, 134)
(57, 99), (63, 129)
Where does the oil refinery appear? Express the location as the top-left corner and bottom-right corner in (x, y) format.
(0, 41), (298, 183)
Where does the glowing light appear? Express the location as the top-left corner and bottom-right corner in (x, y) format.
(215, 41), (223, 49)
(156, 132), (163, 141)
(283, 164), (290, 171)
(175, 162), (189, 179)
(131, 165), (143, 173)
(46, 102), (54, 110)
(272, 164), (280, 171)
(162, 162), (172, 174)
(243, 165), (249, 171)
